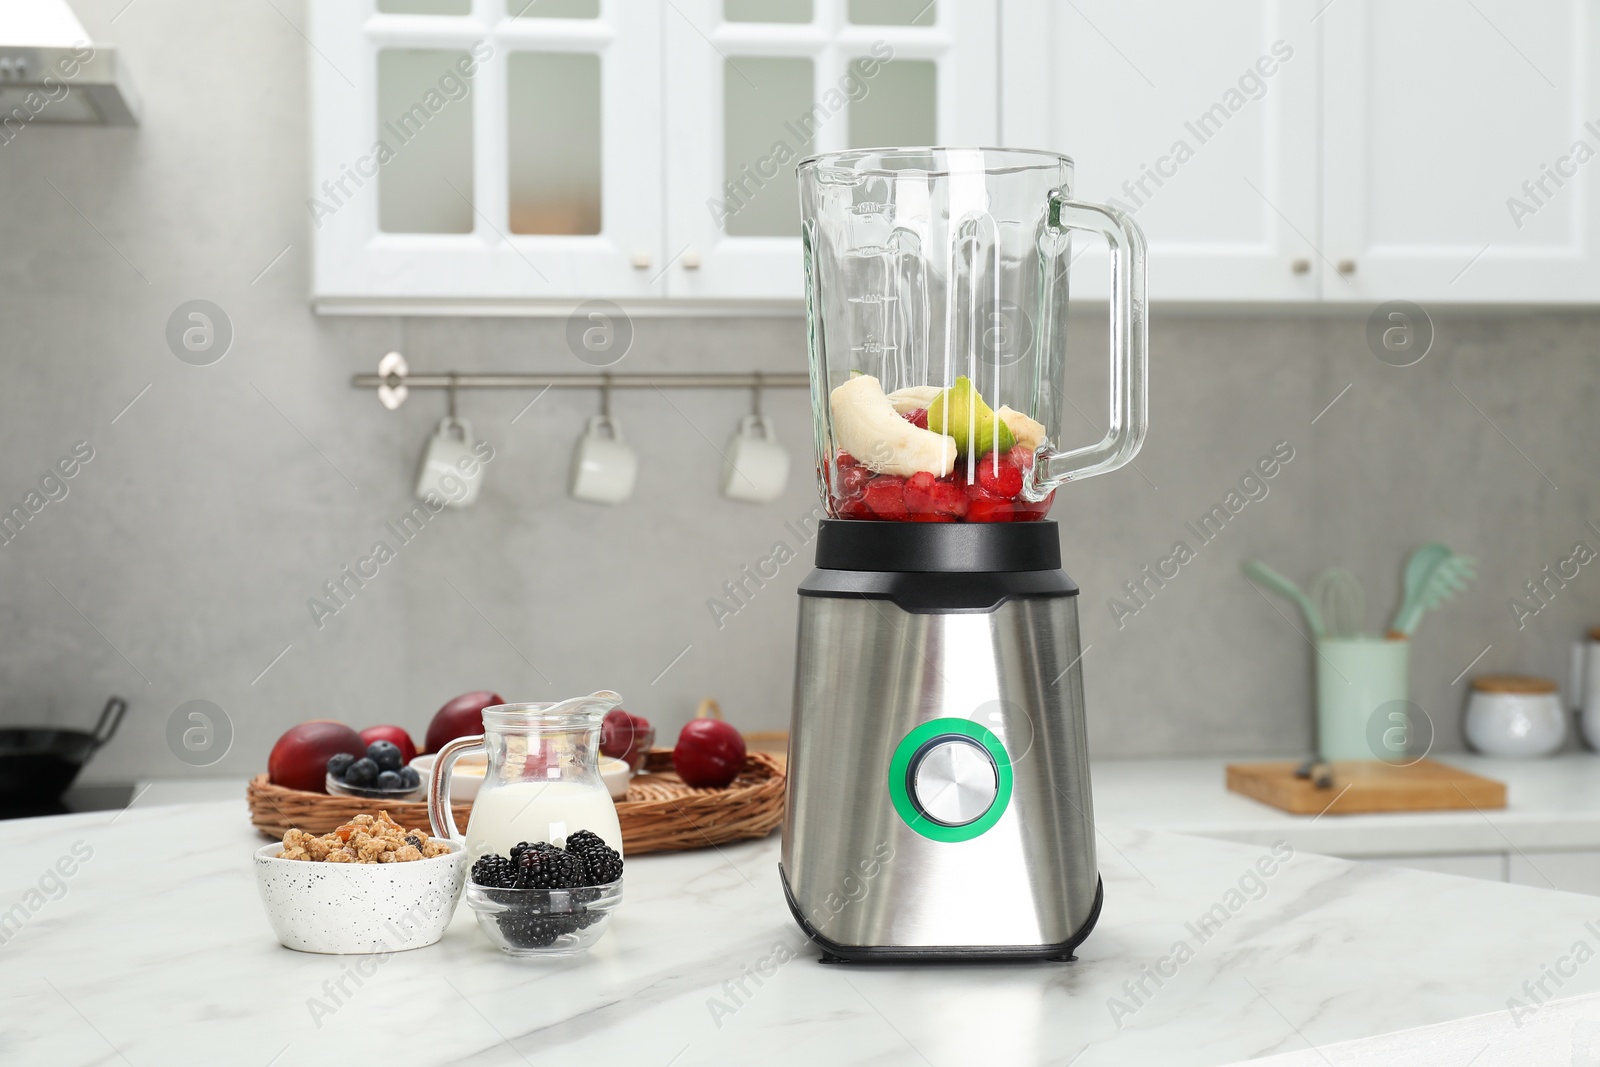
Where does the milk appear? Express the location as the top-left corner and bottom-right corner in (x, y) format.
(463, 780), (623, 861)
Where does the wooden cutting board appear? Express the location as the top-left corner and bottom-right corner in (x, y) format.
(1225, 759), (1506, 815)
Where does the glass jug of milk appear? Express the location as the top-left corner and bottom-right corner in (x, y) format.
(428, 691), (624, 862)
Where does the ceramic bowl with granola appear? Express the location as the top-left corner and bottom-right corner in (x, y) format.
(253, 812), (468, 954)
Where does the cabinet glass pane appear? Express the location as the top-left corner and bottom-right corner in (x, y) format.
(849, 59), (935, 148)
(507, 53), (602, 235)
(848, 0), (934, 26)
(377, 50), (475, 234)
(724, 0), (812, 22)
(723, 57), (815, 237)
(509, 0), (600, 18)
(378, 0), (470, 13)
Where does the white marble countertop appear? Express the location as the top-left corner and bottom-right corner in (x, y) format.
(1091, 752), (1600, 856)
(5, 798), (1600, 1065)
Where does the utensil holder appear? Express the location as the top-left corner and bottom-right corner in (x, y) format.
(1316, 637), (1410, 761)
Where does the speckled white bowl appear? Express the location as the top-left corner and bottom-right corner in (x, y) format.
(253, 840), (468, 954)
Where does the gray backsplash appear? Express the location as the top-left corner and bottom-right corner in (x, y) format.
(2, 0), (1596, 782)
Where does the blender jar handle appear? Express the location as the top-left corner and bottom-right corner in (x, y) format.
(428, 734), (485, 844)
(1035, 194), (1149, 495)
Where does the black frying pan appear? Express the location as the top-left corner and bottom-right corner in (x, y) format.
(0, 697), (128, 798)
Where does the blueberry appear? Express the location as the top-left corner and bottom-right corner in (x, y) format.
(367, 740), (402, 772)
(345, 757), (379, 786)
(398, 766), (420, 789)
(327, 752), (355, 779)
(376, 770), (403, 791)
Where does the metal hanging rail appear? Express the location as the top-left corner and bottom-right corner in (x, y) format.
(352, 353), (808, 409)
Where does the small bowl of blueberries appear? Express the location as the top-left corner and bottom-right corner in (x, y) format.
(326, 740), (425, 801)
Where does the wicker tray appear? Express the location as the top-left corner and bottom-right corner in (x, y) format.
(246, 749), (784, 856)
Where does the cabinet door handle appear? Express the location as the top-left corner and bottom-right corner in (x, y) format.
(681, 248), (702, 270)
(1291, 257), (1310, 274)
(1337, 258), (1357, 275)
(631, 250), (652, 270)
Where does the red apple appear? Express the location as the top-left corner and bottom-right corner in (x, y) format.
(268, 721), (366, 793)
(601, 709), (654, 771)
(673, 718), (747, 789)
(360, 725), (417, 765)
(424, 690), (504, 754)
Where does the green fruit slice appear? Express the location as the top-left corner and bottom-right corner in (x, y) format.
(926, 376), (1016, 456)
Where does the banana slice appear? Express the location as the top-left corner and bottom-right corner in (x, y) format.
(832, 376), (956, 477)
(885, 385), (944, 415)
(996, 405), (1047, 453)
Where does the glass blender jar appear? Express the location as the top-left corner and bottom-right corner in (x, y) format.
(798, 147), (1147, 521)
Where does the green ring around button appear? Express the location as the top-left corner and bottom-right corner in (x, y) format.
(888, 718), (1013, 842)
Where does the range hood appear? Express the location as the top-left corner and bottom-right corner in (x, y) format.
(0, 0), (138, 126)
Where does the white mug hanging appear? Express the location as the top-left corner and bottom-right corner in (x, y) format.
(570, 414), (637, 505)
(415, 416), (486, 507)
(721, 414), (789, 503)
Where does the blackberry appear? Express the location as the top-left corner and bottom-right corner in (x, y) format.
(515, 849), (575, 890)
(497, 910), (581, 949)
(576, 842), (623, 886)
(563, 830), (606, 856)
(471, 853), (517, 889)
(509, 840), (559, 863)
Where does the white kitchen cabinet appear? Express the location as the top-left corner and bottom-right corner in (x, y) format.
(1319, 0), (1600, 303)
(310, 0), (666, 311)
(1008, 0), (1323, 303)
(1356, 851), (1510, 882)
(663, 0), (997, 300)
(1510, 850), (1600, 895)
(310, 0), (996, 311)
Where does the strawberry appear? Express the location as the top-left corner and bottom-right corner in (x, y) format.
(906, 512), (954, 522)
(835, 462), (872, 499)
(903, 471), (938, 515)
(1006, 444), (1036, 471)
(902, 407), (930, 430)
(837, 451), (859, 468)
(967, 495), (1015, 523)
(863, 476), (908, 519)
(930, 477), (968, 518)
(974, 451), (1024, 498)
(835, 495), (873, 519)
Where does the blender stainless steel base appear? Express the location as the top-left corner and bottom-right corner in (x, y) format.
(781, 521), (1102, 962)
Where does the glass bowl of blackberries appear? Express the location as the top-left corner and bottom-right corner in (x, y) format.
(326, 741), (424, 801)
(465, 831), (624, 958)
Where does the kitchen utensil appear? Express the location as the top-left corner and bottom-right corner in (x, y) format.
(1317, 636), (1410, 761)
(784, 147), (1147, 961)
(805, 147), (1145, 524)
(721, 413), (790, 503)
(1311, 568), (1365, 638)
(0, 696), (127, 799)
(569, 414), (636, 505)
(253, 840), (467, 954)
(413, 415), (486, 507)
(463, 877), (622, 959)
(1388, 543), (1476, 636)
(1242, 561), (1324, 637)
(1464, 675), (1566, 758)
(429, 692), (624, 862)
(1226, 759), (1505, 815)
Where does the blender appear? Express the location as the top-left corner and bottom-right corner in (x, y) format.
(781, 148), (1147, 961)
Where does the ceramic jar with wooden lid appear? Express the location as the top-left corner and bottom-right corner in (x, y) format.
(1464, 675), (1566, 758)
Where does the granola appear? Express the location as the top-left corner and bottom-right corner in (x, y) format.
(277, 811), (451, 863)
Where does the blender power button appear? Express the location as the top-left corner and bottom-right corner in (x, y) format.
(909, 737), (998, 827)
(887, 718), (1013, 842)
